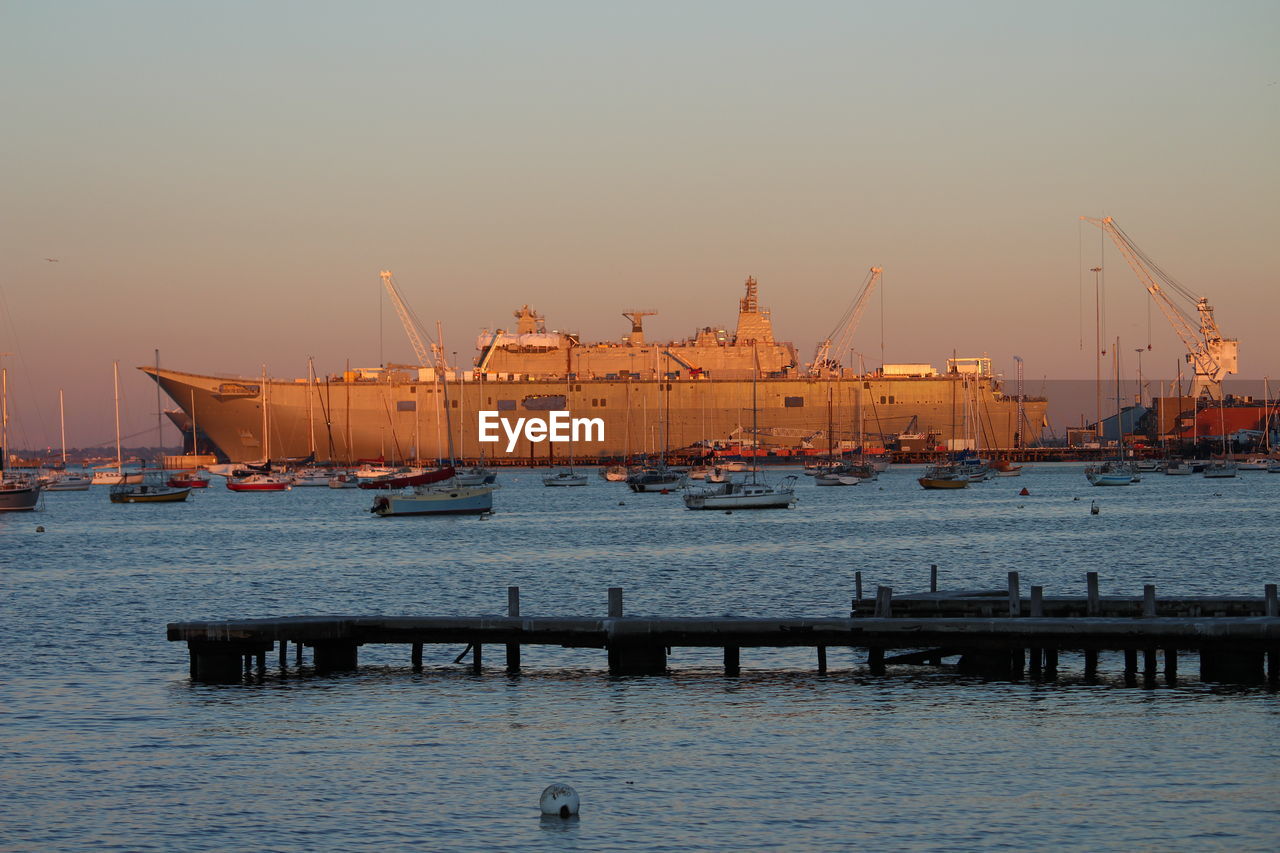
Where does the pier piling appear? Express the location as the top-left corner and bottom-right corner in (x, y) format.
(507, 587), (522, 673)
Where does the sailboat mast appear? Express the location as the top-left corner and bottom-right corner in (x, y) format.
(59, 389), (67, 465)
(113, 361), (122, 473)
(1, 367), (8, 474)
(436, 321), (456, 465)
(306, 357), (317, 457)
(260, 365), (269, 461)
(190, 390), (198, 458)
(154, 349), (162, 465)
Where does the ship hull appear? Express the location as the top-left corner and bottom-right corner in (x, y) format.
(141, 367), (1048, 464)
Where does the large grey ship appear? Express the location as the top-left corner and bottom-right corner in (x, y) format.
(143, 277), (1045, 463)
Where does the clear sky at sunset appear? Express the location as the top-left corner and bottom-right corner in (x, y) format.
(1, 1), (1276, 450)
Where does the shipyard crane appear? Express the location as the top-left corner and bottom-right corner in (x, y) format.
(1080, 217), (1238, 400)
(809, 267), (882, 375)
(379, 270), (442, 369)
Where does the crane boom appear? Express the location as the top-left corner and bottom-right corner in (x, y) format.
(810, 267), (882, 375)
(1080, 217), (1237, 399)
(379, 270), (440, 369)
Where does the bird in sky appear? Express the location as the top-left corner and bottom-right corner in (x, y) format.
(44, 257), (59, 262)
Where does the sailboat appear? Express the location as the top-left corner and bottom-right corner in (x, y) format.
(627, 370), (685, 492)
(371, 325), (499, 516)
(1086, 341), (1136, 486)
(813, 385), (860, 486)
(43, 390), (92, 491)
(544, 377), (588, 486)
(683, 348), (797, 510)
(108, 359), (191, 503)
(91, 371), (144, 490)
(0, 364), (42, 511)
(1202, 400), (1238, 478)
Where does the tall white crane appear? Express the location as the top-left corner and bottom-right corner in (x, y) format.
(1080, 217), (1237, 400)
(379, 270), (442, 369)
(809, 267), (883, 375)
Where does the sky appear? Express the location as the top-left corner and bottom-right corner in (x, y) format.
(1, 0), (1277, 450)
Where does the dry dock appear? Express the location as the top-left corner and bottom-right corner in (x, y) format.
(169, 575), (1280, 685)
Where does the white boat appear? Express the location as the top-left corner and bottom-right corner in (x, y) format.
(92, 468), (143, 485)
(601, 464), (628, 482)
(43, 392), (90, 490)
(814, 470), (861, 486)
(683, 476), (797, 510)
(290, 467), (332, 487)
(328, 471), (360, 489)
(686, 465), (711, 480)
(1236, 455), (1270, 471)
(370, 483), (498, 516)
(1268, 459), (1280, 474)
(1163, 459), (1194, 475)
(95, 363), (145, 487)
(44, 471), (92, 491)
(543, 468), (589, 487)
(1086, 461), (1136, 486)
(1202, 459), (1238, 478)
(685, 368), (796, 510)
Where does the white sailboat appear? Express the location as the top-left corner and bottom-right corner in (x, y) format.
(92, 362), (144, 485)
(684, 348), (796, 510)
(371, 321), (498, 516)
(1086, 341), (1136, 486)
(43, 390), (91, 491)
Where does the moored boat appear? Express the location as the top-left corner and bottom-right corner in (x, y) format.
(110, 475), (191, 503)
(543, 468), (589, 486)
(683, 476), (797, 510)
(167, 471), (210, 488)
(370, 483), (498, 516)
(0, 472), (41, 511)
(1086, 462), (1137, 486)
(43, 471), (93, 491)
(918, 464), (969, 489)
(226, 473), (293, 491)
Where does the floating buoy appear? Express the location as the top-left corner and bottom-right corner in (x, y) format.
(1019, 487), (1029, 496)
(724, 510), (732, 515)
(35, 525), (45, 533)
(618, 501), (625, 506)
(539, 783), (580, 818)
(660, 489), (670, 494)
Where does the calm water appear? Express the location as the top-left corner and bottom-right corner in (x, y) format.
(2, 464), (1278, 851)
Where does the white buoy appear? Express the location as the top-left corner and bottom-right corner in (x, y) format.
(539, 783), (580, 818)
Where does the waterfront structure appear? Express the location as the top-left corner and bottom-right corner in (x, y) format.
(142, 279), (1047, 463)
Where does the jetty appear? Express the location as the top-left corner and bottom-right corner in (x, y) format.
(169, 572), (1280, 686)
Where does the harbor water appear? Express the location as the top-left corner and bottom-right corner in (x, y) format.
(3, 464), (1278, 850)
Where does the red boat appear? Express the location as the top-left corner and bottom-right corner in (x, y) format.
(358, 466), (455, 490)
(168, 471), (210, 488)
(226, 473), (293, 492)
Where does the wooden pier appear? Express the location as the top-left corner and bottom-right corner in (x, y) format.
(169, 575), (1280, 686)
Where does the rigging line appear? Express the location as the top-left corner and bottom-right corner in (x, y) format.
(1078, 219), (1084, 350)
